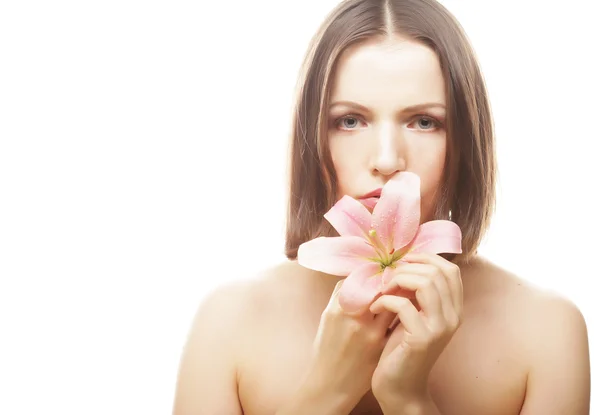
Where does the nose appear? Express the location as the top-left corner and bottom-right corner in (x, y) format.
(371, 121), (406, 177)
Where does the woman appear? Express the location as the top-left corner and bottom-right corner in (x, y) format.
(173, 0), (591, 413)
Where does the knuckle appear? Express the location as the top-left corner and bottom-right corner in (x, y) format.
(397, 297), (412, 311)
(433, 271), (446, 283)
(426, 266), (438, 279)
(397, 299), (416, 316)
(423, 278), (436, 290)
(364, 330), (380, 345)
(346, 319), (363, 335)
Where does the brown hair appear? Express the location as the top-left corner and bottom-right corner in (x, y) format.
(284, 0), (496, 264)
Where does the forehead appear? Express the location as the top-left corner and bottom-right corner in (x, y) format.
(330, 37), (446, 107)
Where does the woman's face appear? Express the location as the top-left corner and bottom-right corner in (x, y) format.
(327, 36), (447, 222)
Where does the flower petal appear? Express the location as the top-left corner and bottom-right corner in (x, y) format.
(338, 262), (383, 313)
(408, 220), (463, 254)
(297, 236), (376, 276)
(372, 172), (421, 251)
(324, 195), (372, 238)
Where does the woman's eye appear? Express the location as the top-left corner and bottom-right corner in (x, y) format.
(334, 115), (441, 131)
(336, 116), (362, 130)
(412, 116), (440, 130)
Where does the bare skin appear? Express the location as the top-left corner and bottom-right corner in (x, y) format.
(173, 35), (590, 415)
(174, 255), (590, 414)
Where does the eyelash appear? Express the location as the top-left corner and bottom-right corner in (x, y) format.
(333, 114), (444, 131)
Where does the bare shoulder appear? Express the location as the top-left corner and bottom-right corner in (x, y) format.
(241, 260), (336, 321)
(173, 261), (320, 414)
(464, 256), (587, 325)
(185, 259), (332, 335)
(187, 260), (313, 329)
(462, 255), (588, 364)
(464, 256), (590, 414)
(172, 277), (257, 414)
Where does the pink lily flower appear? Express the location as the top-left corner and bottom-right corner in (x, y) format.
(297, 172), (462, 314)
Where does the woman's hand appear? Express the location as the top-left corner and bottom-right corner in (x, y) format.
(369, 253), (463, 410)
(285, 279), (398, 414)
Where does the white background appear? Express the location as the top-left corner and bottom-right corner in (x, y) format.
(0, 0), (598, 413)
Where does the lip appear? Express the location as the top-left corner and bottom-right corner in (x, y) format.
(359, 188), (382, 199)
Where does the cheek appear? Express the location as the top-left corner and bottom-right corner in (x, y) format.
(331, 158), (353, 198)
(408, 139), (446, 213)
(426, 147), (446, 184)
(329, 138), (363, 196)
(409, 138), (445, 176)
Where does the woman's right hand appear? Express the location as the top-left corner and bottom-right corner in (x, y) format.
(300, 280), (398, 412)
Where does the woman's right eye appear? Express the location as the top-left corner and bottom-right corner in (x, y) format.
(335, 115), (363, 130)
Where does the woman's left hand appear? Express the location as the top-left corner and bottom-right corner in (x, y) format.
(370, 252), (463, 408)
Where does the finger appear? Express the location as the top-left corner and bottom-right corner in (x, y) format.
(403, 253), (463, 317)
(383, 283), (416, 300)
(387, 315), (401, 333)
(331, 279), (344, 298)
(385, 263), (455, 326)
(325, 279), (345, 313)
(369, 294), (427, 336)
(328, 279), (375, 321)
(373, 310), (398, 334)
(381, 272), (444, 323)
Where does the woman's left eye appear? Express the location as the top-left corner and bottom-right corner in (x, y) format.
(411, 116), (441, 130)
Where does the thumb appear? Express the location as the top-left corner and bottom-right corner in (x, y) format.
(325, 279), (345, 312)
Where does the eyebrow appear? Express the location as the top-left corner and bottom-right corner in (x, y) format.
(329, 101), (446, 113)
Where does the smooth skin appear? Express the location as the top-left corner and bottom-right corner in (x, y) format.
(173, 36), (590, 415)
